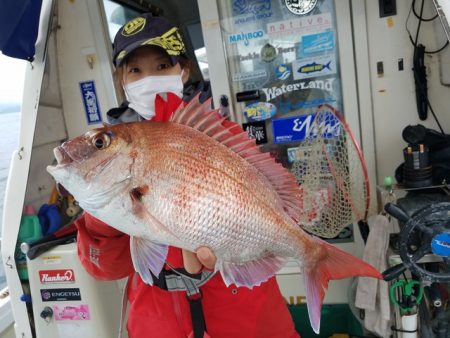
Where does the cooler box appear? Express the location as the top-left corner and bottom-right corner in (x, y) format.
(26, 243), (123, 338)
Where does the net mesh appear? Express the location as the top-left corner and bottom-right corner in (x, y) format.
(290, 105), (370, 238)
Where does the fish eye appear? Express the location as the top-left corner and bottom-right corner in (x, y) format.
(92, 133), (111, 150)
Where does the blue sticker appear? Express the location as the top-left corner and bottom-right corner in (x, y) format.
(302, 31), (334, 55)
(431, 233), (450, 257)
(244, 102), (277, 122)
(272, 112), (340, 144)
(233, 0), (273, 25)
(228, 30), (264, 46)
(79, 81), (102, 125)
(275, 64), (291, 80)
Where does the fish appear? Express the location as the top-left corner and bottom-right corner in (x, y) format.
(47, 96), (381, 333)
(298, 61), (331, 75)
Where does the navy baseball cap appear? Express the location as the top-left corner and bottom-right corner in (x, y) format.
(112, 13), (186, 67)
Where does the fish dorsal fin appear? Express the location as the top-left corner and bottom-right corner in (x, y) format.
(170, 94), (303, 223)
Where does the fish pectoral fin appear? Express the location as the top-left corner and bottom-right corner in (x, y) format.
(130, 236), (168, 285)
(130, 186), (150, 217)
(217, 255), (286, 288)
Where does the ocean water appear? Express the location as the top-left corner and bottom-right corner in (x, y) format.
(0, 111), (20, 288)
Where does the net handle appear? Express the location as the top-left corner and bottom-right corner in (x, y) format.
(317, 104), (371, 222)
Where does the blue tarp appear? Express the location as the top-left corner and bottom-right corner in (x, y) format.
(0, 0), (43, 61)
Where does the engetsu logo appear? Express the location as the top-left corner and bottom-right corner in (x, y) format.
(39, 269), (75, 284)
(261, 78), (335, 101)
(228, 30), (264, 46)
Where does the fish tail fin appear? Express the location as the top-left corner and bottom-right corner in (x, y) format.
(303, 238), (381, 334)
(325, 61), (332, 70)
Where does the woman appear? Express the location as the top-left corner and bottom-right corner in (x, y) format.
(76, 13), (299, 338)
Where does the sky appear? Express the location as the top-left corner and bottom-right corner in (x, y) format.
(0, 52), (27, 104)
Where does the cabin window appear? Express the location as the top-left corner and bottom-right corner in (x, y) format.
(102, 0), (141, 41)
(0, 53), (25, 290)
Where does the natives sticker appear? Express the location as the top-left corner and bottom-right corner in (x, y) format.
(275, 64), (291, 80)
(232, 69), (267, 82)
(266, 13), (332, 38)
(228, 30), (264, 46)
(41, 288), (81, 302)
(233, 0), (273, 25)
(80, 81), (102, 125)
(243, 121), (268, 144)
(244, 102), (277, 122)
(302, 31), (335, 55)
(293, 55), (336, 80)
(261, 78), (335, 101)
(53, 304), (90, 321)
(272, 111), (340, 144)
(39, 269), (75, 284)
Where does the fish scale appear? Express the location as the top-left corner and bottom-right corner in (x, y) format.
(47, 96), (381, 334)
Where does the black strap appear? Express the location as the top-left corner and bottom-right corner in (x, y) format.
(188, 292), (206, 338)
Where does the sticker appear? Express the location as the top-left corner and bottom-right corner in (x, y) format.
(39, 269), (75, 284)
(431, 233), (450, 257)
(53, 304), (90, 321)
(275, 64), (291, 80)
(285, 0), (318, 15)
(233, 0), (273, 25)
(293, 55), (336, 80)
(236, 46), (295, 62)
(302, 31), (335, 55)
(271, 112), (340, 144)
(243, 121), (268, 144)
(279, 98), (336, 113)
(232, 69), (267, 82)
(42, 255), (62, 265)
(228, 30), (264, 46)
(266, 13), (332, 38)
(260, 43), (277, 62)
(261, 78), (335, 101)
(244, 102), (277, 122)
(287, 146), (311, 163)
(80, 81), (102, 125)
(41, 288), (81, 302)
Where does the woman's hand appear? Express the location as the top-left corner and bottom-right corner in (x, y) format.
(182, 247), (216, 274)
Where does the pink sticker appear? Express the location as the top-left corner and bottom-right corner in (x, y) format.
(53, 304), (90, 321)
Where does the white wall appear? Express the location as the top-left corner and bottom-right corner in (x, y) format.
(364, 1), (450, 184)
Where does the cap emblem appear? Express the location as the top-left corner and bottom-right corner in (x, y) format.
(122, 17), (146, 36)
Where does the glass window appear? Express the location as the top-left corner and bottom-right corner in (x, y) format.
(102, 0), (141, 42)
(0, 53), (25, 290)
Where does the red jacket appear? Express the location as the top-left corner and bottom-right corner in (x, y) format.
(75, 94), (300, 338)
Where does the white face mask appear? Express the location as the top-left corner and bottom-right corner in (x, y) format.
(124, 72), (184, 120)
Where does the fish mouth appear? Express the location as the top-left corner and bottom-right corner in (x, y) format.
(54, 146), (74, 166)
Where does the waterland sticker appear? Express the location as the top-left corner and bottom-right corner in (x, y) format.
(79, 81), (102, 125)
(244, 102), (277, 122)
(272, 111), (340, 144)
(301, 31), (335, 55)
(243, 121), (268, 144)
(293, 55), (336, 80)
(53, 304), (91, 321)
(275, 64), (291, 80)
(261, 78), (335, 101)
